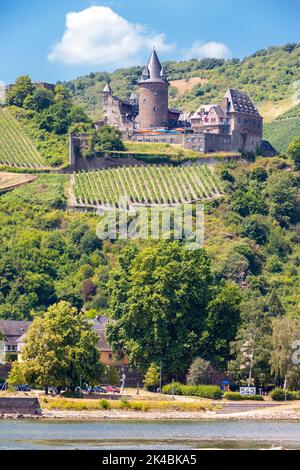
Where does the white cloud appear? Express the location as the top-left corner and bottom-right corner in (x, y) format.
(186, 41), (231, 60)
(48, 6), (174, 68)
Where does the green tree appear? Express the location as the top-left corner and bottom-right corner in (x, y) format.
(230, 296), (273, 387)
(267, 291), (285, 317)
(94, 125), (124, 151)
(20, 301), (103, 391)
(201, 282), (242, 369)
(287, 137), (300, 170)
(270, 316), (300, 390)
(106, 242), (212, 378)
(23, 88), (54, 112)
(7, 362), (26, 386)
(265, 173), (299, 227)
(144, 363), (160, 391)
(241, 215), (270, 245)
(6, 76), (34, 107)
(186, 358), (211, 385)
(68, 105), (91, 125)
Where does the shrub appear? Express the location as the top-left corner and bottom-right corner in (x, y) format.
(270, 387), (295, 401)
(144, 363), (160, 392)
(99, 399), (110, 410)
(130, 402), (150, 412)
(119, 398), (131, 409)
(224, 392), (264, 401)
(162, 383), (223, 399)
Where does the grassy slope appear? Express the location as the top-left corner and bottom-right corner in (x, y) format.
(0, 174), (68, 210)
(65, 44), (300, 120)
(264, 103), (300, 153)
(7, 106), (69, 167)
(0, 108), (46, 168)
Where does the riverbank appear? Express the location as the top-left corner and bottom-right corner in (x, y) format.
(40, 404), (300, 421)
(1, 403), (298, 422)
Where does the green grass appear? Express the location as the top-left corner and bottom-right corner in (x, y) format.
(41, 397), (211, 412)
(263, 103), (300, 153)
(0, 174), (67, 210)
(0, 108), (47, 168)
(72, 165), (223, 208)
(7, 106), (69, 167)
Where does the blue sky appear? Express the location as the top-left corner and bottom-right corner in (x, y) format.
(0, 0), (299, 84)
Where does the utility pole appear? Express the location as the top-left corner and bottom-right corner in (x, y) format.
(160, 360), (162, 393)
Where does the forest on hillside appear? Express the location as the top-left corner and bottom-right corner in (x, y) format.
(65, 43), (300, 120)
(1, 154), (300, 386)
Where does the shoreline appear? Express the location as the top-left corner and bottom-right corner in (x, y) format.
(1, 405), (300, 422)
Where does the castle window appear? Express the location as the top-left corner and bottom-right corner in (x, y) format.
(153, 107), (157, 111)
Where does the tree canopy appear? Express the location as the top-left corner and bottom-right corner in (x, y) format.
(20, 301), (103, 390)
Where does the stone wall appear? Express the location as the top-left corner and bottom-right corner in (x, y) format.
(0, 363), (11, 380)
(0, 397), (41, 415)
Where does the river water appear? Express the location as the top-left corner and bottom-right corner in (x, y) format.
(1, 420), (300, 449)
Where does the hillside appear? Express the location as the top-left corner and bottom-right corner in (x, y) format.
(71, 165), (223, 208)
(0, 108), (47, 168)
(264, 103), (300, 153)
(65, 43), (300, 120)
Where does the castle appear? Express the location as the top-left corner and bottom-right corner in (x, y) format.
(102, 49), (263, 154)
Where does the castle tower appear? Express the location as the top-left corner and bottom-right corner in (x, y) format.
(102, 83), (112, 108)
(138, 49), (169, 129)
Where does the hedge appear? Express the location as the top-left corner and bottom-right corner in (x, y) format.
(270, 388), (300, 401)
(162, 383), (223, 399)
(224, 392), (264, 401)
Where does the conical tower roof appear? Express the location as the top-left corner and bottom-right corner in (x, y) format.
(129, 92), (138, 101)
(139, 49), (168, 83)
(148, 49), (162, 79)
(103, 83), (112, 93)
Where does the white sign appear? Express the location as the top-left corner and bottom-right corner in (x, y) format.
(240, 387), (256, 396)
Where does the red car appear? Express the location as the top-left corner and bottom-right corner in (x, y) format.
(105, 386), (120, 393)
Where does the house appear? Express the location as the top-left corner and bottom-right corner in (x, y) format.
(0, 320), (32, 363)
(0, 317), (127, 368)
(91, 316), (128, 367)
(191, 104), (226, 133)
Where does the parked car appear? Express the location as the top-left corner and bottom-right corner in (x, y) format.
(16, 384), (31, 392)
(87, 386), (107, 394)
(105, 386), (120, 393)
(94, 386), (107, 393)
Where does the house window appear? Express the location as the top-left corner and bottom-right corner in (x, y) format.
(153, 107), (157, 111)
(109, 353), (113, 360)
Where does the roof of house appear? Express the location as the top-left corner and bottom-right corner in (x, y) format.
(90, 317), (113, 353)
(191, 104), (225, 120)
(0, 320), (32, 339)
(224, 89), (260, 116)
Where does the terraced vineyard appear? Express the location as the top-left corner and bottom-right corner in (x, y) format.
(0, 108), (46, 168)
(72, 165), (223, 209)
(264, 103), (300, 153)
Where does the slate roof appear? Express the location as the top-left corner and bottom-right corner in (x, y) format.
(224, 89), (260, 116)
(191, 104), (224, 119)
(139, 49), (168, 84)
(103, 83), (112, 93)
(90, 317), (112, 352)
(0, 320), (32, 338)
(0, 320), (32, 348)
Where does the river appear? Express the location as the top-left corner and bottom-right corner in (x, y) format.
(1, 420), (300, 449)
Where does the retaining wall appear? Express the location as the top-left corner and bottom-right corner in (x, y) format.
(0, 397), (41, 415)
